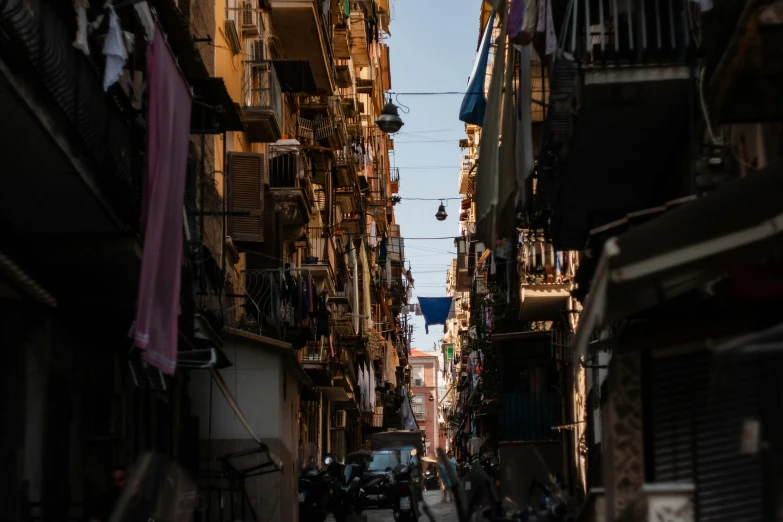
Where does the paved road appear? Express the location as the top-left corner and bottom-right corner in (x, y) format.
(327, 490), (458, 522)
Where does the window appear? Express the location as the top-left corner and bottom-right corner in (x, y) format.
(413, 365), (424, 387)
(368, 452), (400, 471)
(412, 395), (426, 420)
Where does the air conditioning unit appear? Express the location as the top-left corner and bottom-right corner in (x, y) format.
(241, 1), (260, 37)
(251, 38), (268, 69)
(334, 410), (347, 428)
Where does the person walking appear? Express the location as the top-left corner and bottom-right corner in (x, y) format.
(85, 465), (127, 522)
(441, 451), (458, 502)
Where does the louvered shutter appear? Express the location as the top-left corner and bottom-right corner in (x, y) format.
(650, 350), (764, 521)
(227, 152), (266, 243)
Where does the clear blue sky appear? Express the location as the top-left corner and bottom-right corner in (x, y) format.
(386, 0), (479, 354)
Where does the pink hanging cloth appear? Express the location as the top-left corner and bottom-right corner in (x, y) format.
(130, 22), (193, 374)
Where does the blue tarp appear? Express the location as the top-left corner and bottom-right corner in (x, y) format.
(418, 297), (454, 334)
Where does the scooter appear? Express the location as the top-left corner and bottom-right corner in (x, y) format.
(330, 462), (367, 522)
(298, 456), (332, 522)
(391, 448), (420, 522)
(423, 466), (440, 491)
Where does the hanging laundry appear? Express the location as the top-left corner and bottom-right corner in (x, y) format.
(316, 296), (330, 339)
(475, 3), (517, 251)
(103, 7), (128, 91)
(130, 20), (192, 374)
(459, 10), (495, 126)
(517, 0), (538, 45)
(535, 0), (558, 56)
(418, 297), (454, 334)
(508, 0), (526, 40)
(515, 45), (535, 207)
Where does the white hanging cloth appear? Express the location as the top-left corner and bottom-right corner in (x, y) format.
(102, 6), (128, 91)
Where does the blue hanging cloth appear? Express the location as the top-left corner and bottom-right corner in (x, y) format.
(418, 297), (454, 334)
(459, 10), (496, 126)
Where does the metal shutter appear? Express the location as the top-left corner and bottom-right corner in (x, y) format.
(650, 350), (764, 521)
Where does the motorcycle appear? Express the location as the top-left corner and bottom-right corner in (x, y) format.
(330, 462), (367, 522)
(423, 466), (440, 491)
(298, 456), (333, 522)
(391, 448), (420, 522)
(420, 448), (577, 522)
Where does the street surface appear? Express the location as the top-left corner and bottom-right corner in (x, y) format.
(326, 490), (459, 522)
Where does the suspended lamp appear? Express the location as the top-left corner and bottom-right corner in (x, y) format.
(435, 201), (448, 221)
(375, 100), (404, 134)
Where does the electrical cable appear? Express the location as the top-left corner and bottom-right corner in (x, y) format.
(397, 197), (462, 201)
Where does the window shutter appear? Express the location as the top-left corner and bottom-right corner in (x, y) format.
(227, 152), (266, 243)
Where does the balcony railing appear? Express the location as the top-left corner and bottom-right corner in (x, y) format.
(240, 268), (321, 339)
(300, 341), (328, 363)
(564, 0), (690, 67)
(268, 142), (307, 188)
(305, 227), (338, 277)
(242, 64), (283, 142)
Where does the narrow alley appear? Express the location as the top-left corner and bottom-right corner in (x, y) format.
(2, 0), (782, 521)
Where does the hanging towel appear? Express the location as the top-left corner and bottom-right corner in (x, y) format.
(418, 297), (454, 334)
(459, 10), (496, 126)
(515, 45), (535, 207)
(130, 20), (192, 374)
(379, 237), (388, 262)
(535, 0), (558, 56)
(102, 7), (128, 91)
(508, 0), (526, 41)
(475, 2), (517, 250)
(518, 0), (538, 45)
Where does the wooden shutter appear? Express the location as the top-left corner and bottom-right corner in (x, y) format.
(227, 152), (266, 243)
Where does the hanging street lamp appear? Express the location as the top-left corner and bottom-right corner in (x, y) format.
(435, 200), (448, 221)
(376, 100), (404, 134)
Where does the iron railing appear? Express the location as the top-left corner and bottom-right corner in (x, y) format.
(268, 142), (306, 188)
(243, 64), (282, 119)
(305, 227), (338, 277)
(238, 268), (321, 338)
(390, 167), (400, 183)
(563, 0), (691, 66)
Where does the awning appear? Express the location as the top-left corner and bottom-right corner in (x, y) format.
(573, 164), (783, 360)
(269, 60), (318, 93)
(189, 77), (244, 133)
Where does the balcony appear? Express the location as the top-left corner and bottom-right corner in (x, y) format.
(304, 227), (338, 296)
(389, 167), (400, 194)
(268, 0), (335, 93)
(333, 23), (352, 60)
(567, 0), (691, 84)
(551, 0), (695, 250)
(242, 64), (283, 143)
(349, 10), (371, 68)
(268, 142), (311, 234)
(458, 155), (475, 195)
